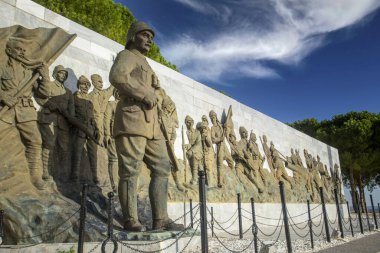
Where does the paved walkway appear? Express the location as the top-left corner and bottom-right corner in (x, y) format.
(317, 231), (380, 253)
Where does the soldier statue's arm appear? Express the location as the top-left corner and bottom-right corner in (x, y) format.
(103, 102), (113, 147)
(0, 68), (18, 107)
(109, 50), (156, 107)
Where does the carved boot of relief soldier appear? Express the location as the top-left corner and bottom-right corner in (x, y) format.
(41, 148), (53, 181)
(171, 170), (185, 192)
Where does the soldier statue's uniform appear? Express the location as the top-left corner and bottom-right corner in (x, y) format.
(36, 65), (74, 181)
(0, 37), (47, 190)
(109, 21), (183, 231)
(70, 75), (98, 183)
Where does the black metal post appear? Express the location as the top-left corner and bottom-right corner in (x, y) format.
(334, 188), (344, 238)
(307, 200), (314, 249)
(101, 192), (118, 253)
(357, 197), (364, 234)
(370, 195), (378, 229)
(362, 194), (371, 231)
(346, 201), (354, 237)
(237, 193), (243, 239)
(190, 199), (194, 229)
(378, 203), (380, 217)
(198, 171), (208, 253)
(320, 187), (331, 243)
(0, 210), (4, 242)
(184, 200), (187, 227)
(211, 207), (214, 237)
(251, 197), (258, 253)
(279, 181), (292, 253)
(78, 184), (88, 253)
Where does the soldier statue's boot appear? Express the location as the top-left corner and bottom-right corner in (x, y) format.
(171, 170), (185, 192)
(119, 177), (145, 231)
(108, 161), (118, 192)
(190, 167), (198, 185)
(153, 218), (185, 231)
(41, 148), (53, 181)
(26, 151), (47, 190)
(149, 177), (184, 231)
(124, 219), (146, 232)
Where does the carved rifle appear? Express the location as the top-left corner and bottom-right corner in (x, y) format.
(181, 125), (187, 183)
(157, 104), (181, 173)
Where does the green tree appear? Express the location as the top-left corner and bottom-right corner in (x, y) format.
(33, 0), (178, 71)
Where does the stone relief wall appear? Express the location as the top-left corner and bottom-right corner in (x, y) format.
(0, 0), (345, 244)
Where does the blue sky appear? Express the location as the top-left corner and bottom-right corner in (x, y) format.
(117, 0), (380, 124)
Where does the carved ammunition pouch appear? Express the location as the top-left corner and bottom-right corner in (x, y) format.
(19, 97), (34, 107)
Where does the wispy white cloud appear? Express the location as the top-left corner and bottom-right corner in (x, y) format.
(163, 0), (380, 83)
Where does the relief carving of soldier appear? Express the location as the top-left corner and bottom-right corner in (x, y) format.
(0, 37), (48, 190)
(286, 148), (308, 188)
(248, 132), (266, 185)
(199, 115), (216, 187)
(36, 65), (74, 181)
(109, 21), (183, 231)
(104, 89), (120, 192)
(235, 127), (264, 193)
(160, 94), (185, 192)
(70, 75), (98, 184)
(209, 110), (234, 188)
(261, 135), (275, 174)
(270, 142), (293, 188)
(89, 74), (114, 145)
(184, 115), (203, 185)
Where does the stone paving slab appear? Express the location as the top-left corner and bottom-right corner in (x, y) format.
(317, 231), (380, 253)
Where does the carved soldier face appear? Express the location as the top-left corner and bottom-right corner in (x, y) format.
(92, 76), (103, 90)
(185, 117), (194, 130)
(210, 114), (217, 125)
(240, 128), (248, 139)
(134, 30), (153, 54)
(6, 40), (26, 61)
(56, 70), (68, 83)
(79, 81), (90, 94)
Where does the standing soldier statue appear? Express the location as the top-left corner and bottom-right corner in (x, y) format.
(36, 65), (74, 181)
(104, 89), (120, 192)
(209, 110), (234, 188)
(109, 21), (184, 231)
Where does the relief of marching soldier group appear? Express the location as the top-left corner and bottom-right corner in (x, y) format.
(0, 24), (344, 204)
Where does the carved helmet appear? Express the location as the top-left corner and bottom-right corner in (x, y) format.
(52, 65), (68, 80)
(126, 21), (155, 49)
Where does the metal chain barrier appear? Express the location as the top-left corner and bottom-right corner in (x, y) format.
(287, 218), (310, 239)
(256, 213), (283, 238)
(212, 231), (256, 253)
(312, 220), (325, 237)
(311, 213), (324, 227)
(241, 208), (282, 221)
(87, 240), (105, 253)
(208, 207), (238, 224)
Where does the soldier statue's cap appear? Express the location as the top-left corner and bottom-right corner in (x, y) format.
(126, 21), (155, 48)
(77, 75), (91, 88)
(52, 65), (68, 79)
